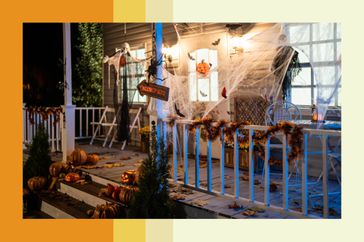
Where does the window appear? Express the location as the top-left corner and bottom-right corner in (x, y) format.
(286, 23), (341, 107)
(119, 48), (146, 104)
(188, 48), (218, 102)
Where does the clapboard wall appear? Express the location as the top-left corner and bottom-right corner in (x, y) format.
(102, 23), (237, 107)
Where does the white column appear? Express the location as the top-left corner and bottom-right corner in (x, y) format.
(62, 23), (75, 162)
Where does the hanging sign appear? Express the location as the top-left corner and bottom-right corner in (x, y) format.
(137, 79), (169, 101)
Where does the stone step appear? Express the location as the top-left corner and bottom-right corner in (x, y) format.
(38, 191), (93, 219)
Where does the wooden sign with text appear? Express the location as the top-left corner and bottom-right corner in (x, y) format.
(137, 79), (169, 101)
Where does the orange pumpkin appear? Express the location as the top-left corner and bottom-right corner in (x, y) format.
(196, 62), (211, 75)
(112, 186), (121, 201)
(118, 186), (138, 205)
(121, 170), (137, 185)
(27, 176), (47, 192)
(87, 154), (99, 164)
(70, 148), (87, 166)
(65, 172), (81, 182)
(49, 162), (65, 177)
(91, 203), (122, 219)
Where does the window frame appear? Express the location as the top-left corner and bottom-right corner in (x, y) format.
(286, 23), (341, 108)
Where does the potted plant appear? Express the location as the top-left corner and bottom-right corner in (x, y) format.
(139, 125), (150, 153)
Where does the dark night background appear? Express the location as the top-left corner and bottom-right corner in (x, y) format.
(23, 23), (79, 107)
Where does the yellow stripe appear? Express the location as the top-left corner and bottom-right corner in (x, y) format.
(114, 220), (146, 242)
(146, 220), (173, 242)
(114, 0), (146, 22)
(146, 0), (173, 22)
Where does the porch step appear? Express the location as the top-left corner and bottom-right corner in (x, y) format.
(59, 180), (126, 208)
(38, 191), (94, 219)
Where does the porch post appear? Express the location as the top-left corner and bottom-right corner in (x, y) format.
(155, 23), (163, 141)
(62, 23), (75, 162)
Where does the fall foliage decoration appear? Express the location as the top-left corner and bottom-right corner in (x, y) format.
(27, 106), (63, 125)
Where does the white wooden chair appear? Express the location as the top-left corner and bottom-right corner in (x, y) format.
(90, 106), (118, 147)
(109, 107), (142, 150)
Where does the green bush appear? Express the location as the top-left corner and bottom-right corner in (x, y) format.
(23, 125), (52, 187)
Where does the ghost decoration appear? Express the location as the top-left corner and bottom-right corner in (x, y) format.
(103, 43), (132, 89)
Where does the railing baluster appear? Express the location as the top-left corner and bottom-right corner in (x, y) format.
(207, 139), (212, 192)
(92, 108), (95, 136)
(322, 134), (329, 218)
(234, 129), (239, 199)
(264, 134), (270, 206)
(173, 123), (178, 183)
(56, 115), (60, 152)
(60, 112), (64, 152)
(302, 133), (308, 216)
(51, 114), (55, 152)
(86, 108), (89, 137)
(184, 124), (189, 185)
(282, 134), (289, 210)
(220, 128), (225, 195)
(79, 109), (83, 137)
(195, 127), (200, 188)
(23, 105), (26, 147)
(249, 129), (255, 202)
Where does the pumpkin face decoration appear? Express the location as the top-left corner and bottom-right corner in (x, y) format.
(49, 162), (65, 177)
(64, 172), (81, 183)
(86, 154), (99, 164)
(121, 170), (136, 185)
(196, 60), (211, 75)
(27, 176), (47, 192)
(70, 148), (87, 166)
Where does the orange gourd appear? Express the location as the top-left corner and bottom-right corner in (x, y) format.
(49, 162), (65, 177)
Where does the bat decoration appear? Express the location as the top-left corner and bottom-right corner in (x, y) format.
(227, 111), (234, 115)
(221, 87), (227, 99)
(188, 52), (195, 61)
(212, 38), (220, 46)
(174, 103), (185, 118)
(200, 90), (208, 97)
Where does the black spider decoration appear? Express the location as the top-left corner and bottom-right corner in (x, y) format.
(146, 55), (164, 82)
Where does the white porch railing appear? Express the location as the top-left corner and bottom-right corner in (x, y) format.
(23, 106), (106, 151)
(161, 119), (341, 218)
(75, 107), (106, 139)
(23, 105), (63, 152)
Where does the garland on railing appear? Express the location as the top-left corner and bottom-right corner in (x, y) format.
(253, 121), (304, 163)
(27, 106), (63, 125)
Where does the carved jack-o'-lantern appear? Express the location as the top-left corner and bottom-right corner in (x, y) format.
(121, 170), (136, 185)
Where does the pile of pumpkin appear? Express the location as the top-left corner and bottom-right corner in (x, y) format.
(98, 168), (141, 206)
(67, 148), (100, 167)
(27, 149), (100, 193)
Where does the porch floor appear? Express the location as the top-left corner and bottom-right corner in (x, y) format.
(43, 140), (341, 218)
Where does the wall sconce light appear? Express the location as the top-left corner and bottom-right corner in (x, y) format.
(162, 44), (180, 60)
